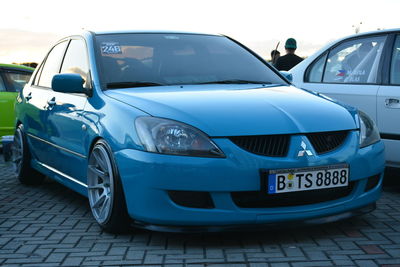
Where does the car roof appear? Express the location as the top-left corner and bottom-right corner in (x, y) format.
(297, 28), (400, 63)
(90, 29), (221, 36)
(334, 28), (400, 42)
(0, 63), (34, 72)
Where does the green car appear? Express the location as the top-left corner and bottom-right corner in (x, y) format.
(0, 64), (34, 139)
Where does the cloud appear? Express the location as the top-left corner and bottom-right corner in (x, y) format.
(0, 29), (62, 63)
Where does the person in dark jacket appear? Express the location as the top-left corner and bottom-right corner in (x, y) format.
(274, 38), (303, 71)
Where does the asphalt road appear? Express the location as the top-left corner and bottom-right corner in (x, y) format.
(0, 154), (399, 267)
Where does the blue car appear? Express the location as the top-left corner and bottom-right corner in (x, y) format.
(13, 31), (385, 233)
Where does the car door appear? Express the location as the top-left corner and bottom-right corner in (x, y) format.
(0, 71), (13, 137)
(24, 41), (69, 166)
(0, 67), (33, 137)
(377, 34), (400, 168)
(46, 38), (90, 183)
(298, 35), (388, 123)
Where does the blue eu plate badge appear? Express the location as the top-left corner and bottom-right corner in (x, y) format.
(268, 174), (276, 194)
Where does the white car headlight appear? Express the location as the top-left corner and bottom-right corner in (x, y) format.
(359, 111), (380, 148)
(135, 117), (225, 157)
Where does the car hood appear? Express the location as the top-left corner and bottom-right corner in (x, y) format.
(104, 84), (357, 137)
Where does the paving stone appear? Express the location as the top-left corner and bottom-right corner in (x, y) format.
(143, 253), (164, 264)
(270, 263), (291, 267)
(332, 259), (356, 266)
(355, 260), (380, 267)
(249, 263), (269, 267)
(61, 257), (83, 266)
(45, 252), (67, 263)
(303, 250), (329, 261)
(291, 261), (333, 267)
(359, 244), (386, 254)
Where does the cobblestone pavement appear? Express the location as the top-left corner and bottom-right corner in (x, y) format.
(1, 155), (400, 267)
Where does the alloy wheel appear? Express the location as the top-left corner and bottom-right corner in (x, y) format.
(87, 145), (114, 224)
(12, 129), (23, 174)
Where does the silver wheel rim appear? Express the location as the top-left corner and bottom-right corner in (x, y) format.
(12, 130), (23, 174)
(87, 145), (114, 224)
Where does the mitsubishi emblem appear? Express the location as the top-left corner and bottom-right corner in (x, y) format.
(298, 141), (313, 157)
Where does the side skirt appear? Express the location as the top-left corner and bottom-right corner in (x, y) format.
(31, 159), (88, 197)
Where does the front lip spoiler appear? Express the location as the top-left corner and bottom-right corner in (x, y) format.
(131, 203), (376, 233)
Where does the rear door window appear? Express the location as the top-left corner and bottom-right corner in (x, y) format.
(306, 36), (387, 84)
(323, 36), (387, 84)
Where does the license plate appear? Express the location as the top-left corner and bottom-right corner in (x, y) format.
(267, 164), (349, 194)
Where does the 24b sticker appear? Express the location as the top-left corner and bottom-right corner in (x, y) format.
(101, 42), (122, 54)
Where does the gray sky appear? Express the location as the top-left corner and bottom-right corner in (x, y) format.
(1, 0), (399, 63)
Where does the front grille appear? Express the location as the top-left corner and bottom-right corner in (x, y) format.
(231, 182), (355, 208)
(307, 131), (349, 154)
(230, 131), (349, 157)
(229, 135), (290, 157)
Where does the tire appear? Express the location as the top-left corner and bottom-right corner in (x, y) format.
(87, 139), (131, 233)
(13, 125), (45, 185)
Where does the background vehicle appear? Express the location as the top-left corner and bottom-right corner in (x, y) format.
(290, 29), (400, 168)
(14, 31), (385, 233)
(0, 64), (33, 140)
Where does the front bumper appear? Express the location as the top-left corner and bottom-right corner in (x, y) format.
(115, 132), (385, 229)
(131, 203), (376, 233)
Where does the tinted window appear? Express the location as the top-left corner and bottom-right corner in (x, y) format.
(0, 74), (5, 92)
(322, 36), (386, 84)
(2, 70), (32, 92)
(95, 33), (285, 88)
(306, 53), (327, 82)
(38, 41), (68, 88)
(390, 35), (400, 85)
(61, 39), (90, 88)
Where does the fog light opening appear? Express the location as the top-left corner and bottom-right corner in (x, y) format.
(168, 191), (214, 209)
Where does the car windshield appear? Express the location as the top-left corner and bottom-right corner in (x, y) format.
(95, 33), (286, 89)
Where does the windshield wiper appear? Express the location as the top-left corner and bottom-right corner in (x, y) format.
(197, 79), (273, 85)
(107, 81), (164, 89)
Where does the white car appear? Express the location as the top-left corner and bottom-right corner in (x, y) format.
(290, 29), (400, 169)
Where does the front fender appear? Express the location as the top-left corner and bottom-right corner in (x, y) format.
(83, 91), (149, 157)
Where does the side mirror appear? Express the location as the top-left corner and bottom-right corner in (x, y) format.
(279, 71), (293, 82)
(52, 73), (86, 94)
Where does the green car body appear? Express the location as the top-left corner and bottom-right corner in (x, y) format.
(0, 64), (34, 139)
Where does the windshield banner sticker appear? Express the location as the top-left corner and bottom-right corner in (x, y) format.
(101, 42), (122, 54)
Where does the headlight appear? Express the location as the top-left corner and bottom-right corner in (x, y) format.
(359, 111), (380, 148)
(135, 117), (225, 157)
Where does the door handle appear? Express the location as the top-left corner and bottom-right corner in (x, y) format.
(385, 98), (400, 108)
(47, 97), (56, 109)
(25, 92), (32, 101)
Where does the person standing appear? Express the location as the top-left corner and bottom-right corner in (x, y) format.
(270, 49), (280, 65)
(274, 38), (303, 71)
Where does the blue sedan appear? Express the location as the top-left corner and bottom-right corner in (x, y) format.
(13, 31), (385, 233)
